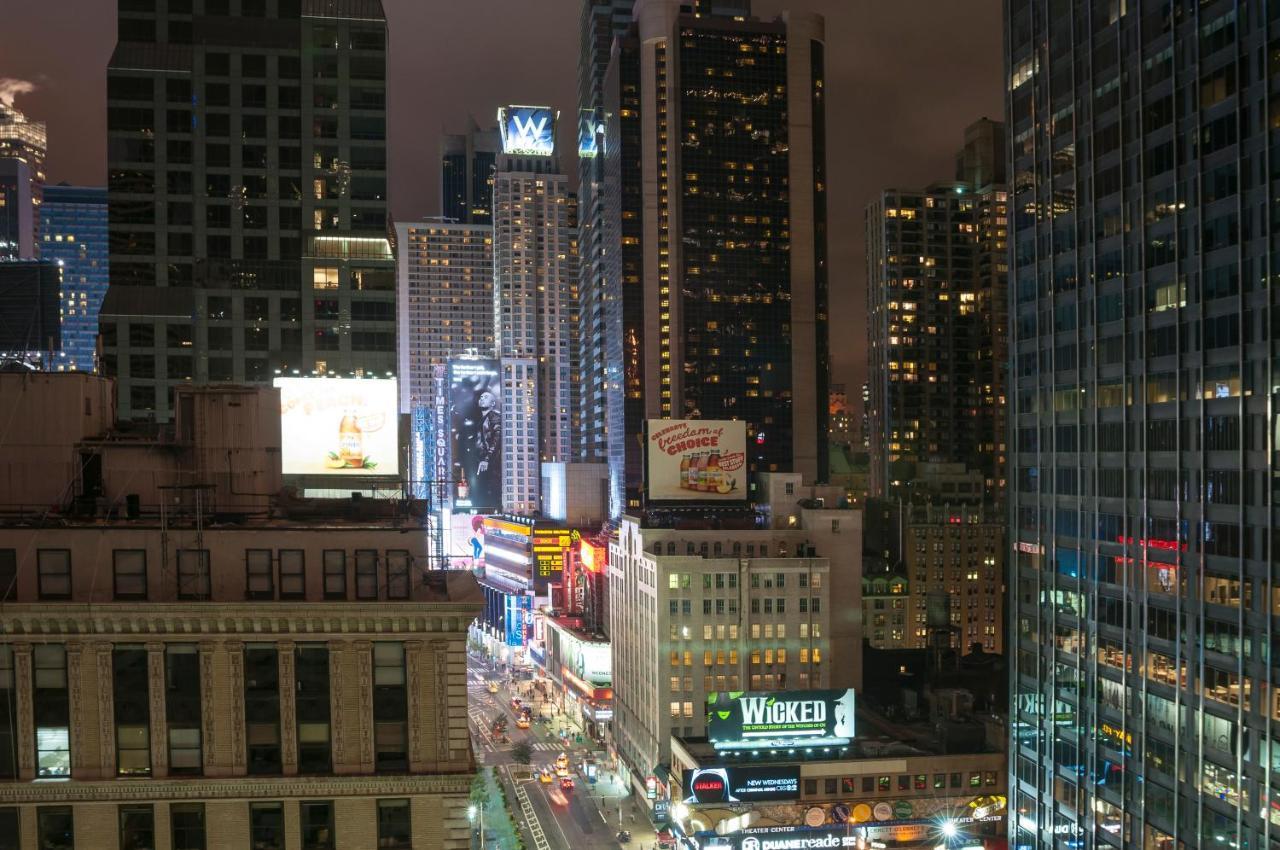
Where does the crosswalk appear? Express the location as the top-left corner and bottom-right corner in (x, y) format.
(530, 742), (563, 752)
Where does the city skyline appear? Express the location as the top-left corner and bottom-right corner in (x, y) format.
(0, 0), (1004, 390)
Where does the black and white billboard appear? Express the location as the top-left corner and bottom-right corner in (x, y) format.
(683, 765), (801, 804)
(448, 359), (502, 512)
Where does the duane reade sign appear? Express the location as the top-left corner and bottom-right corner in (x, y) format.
(707, 690), (856, 750)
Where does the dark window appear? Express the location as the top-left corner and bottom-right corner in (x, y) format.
(246, 549), (274, 599)
(245, 646), (281, 775)
(114, 646), (151, 776)
(0, 649), (15, 779)
(386, 550), (410, 600)
(38, 808), (74, 850)
(0, 549), (16, 601)
(113, 550), (147, 599)
(300, 801), (335, 850)
(170, 804), (205, 850)
(376, 800), (411, 850)
(0, 808), (18, 850)
(37, 550), (71, 599)
(280, 550), (305, 599)
(323, 551), (347, 599)
(296, 645), (332, 773)
(356, 550), (379, 599)
(166, 645), (202, 775)
(373, 643), (407, 771)
(119, 805), (154, 850)
(33, 645), (70, 778)
(177, 550), (210, 599)
(249, 803), (284, 850)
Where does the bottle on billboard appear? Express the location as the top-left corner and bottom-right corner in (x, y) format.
(455, 464), (469, 502)
(679, 455), (691, 489)
(705, 452), (721, 492)
(338, 409), (364, 468)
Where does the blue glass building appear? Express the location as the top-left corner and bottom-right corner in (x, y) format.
(41, 184), (107, 372)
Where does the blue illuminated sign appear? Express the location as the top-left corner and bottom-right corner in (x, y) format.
(499, 106), (557, 156)
(578, 108), (601, 158)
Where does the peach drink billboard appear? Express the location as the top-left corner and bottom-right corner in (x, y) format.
(275, 377), (399, 476)
(645, 419), (747, 501)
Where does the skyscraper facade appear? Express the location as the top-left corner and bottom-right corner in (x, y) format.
(0, 102), (47, 260)
(440, 122), (500, 225)
(603, 0), (828, 513)
(101, 0), (394, 421)
(41, 185), (110, 372)
(395, 221), (494, 412)
(577, 0), (634, 467)
(491, 108), (578, 513)
(865, 120), (1007, 499)
(1007, 3), (1275, 848)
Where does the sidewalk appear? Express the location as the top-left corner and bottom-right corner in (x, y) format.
(476, 767), (522, 850)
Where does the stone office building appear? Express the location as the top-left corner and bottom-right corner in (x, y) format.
(0, 373), (481, 850)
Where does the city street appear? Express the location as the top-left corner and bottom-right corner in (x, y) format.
(467, 652), (662, 850)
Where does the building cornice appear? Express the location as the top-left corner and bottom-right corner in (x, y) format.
(0, 603), (481, 639)
(0, 772), (475, 804)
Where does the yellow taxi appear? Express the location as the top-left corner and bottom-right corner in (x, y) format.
(486, 681), (499, 694)
(539, 769), (554, 784)
(516, 717), (530, 729)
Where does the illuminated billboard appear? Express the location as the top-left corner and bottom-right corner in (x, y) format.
(531, 527), (577, 585)
(646, 419), (747, 502)
(577, 108), (601, 158)
(275, 378), (398, 476)
(683, 765), (800, 805)
(707, 689), (855, 751)
(445, 510), (489, 569)
(448, 359), (502, 511)
(499, 105), (557, 156)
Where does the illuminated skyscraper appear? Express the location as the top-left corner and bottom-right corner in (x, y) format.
(41, 184), (110, 372)
(577, 0), (634, 466)
(0, 102), (47, 259)
(1007, 3), (1276, 848)
(101, 0), (394, 421)
(491, 106), (578, 513)
(440, 121), (500, 225)
(602, 0), (828, 514)
(865, 119), (1007, 500)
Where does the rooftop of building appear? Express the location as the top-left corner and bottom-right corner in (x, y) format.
(544, 613), (608, 644)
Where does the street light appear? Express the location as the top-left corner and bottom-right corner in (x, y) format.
(468, 804), (485, 849)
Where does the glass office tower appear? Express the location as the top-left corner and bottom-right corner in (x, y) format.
(1006, 2), (1277, 849)
(42, 185), (109, 372)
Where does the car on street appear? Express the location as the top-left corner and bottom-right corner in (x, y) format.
(539, 769), (553, 784)
(510, 697), (522, 710)
(555, 753), (569, 771)
(486, 681), (499, 694)
(615, 830), (632, 844)
(559, 777), (574, 791)
(515, 717), (530, 729)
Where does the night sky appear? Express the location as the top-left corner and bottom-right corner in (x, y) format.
(0, 0), (1003, 394)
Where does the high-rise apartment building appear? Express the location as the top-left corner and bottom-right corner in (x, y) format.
(41, 185), (109, 373)
(101, 0), (394, 421)
(491, 107), (578, 513)
(865, 119), (1007, 500)
(577, 0), (634, 467)
(0, 374), (482, 850)
(395, 221), (493, 412)
(440, 122), (500, 225)
(1007, 3), (1275, 848)
(602, 0), (828, 514)
(0, 102), (47, 259)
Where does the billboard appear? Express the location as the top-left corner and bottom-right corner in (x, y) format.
(275, 378), (398, 475)
(499, 105), (556, 156)
(577, 108), (601, 158)
(683, 765), (800, 805)
(532, 527), (577, 585)
(445, 510), (489, 569)
(707, 689), (856, 751)
(646, 420), (747, 501)
(448, 359), (502, 511)
(700, 827), (860, 850)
